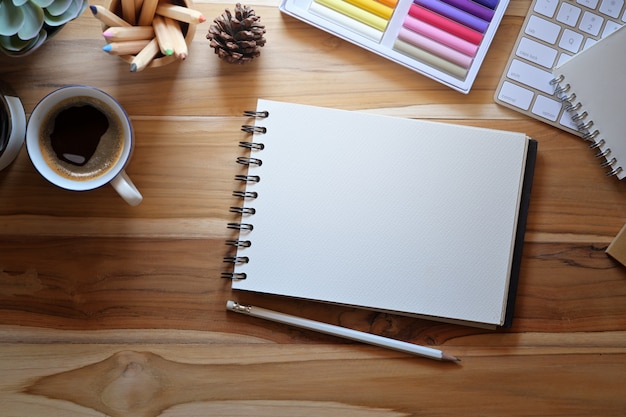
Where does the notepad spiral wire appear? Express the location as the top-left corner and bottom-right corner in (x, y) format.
(221, 109), (269, 280)
(550, 75), (622, 178)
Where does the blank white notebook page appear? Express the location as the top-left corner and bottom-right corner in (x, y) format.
(232, 99), (530, 327)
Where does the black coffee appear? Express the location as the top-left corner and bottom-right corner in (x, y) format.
(40, 96), (124, 181)
(50, 104), (108, 166)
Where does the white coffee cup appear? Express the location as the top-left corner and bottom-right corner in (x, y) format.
(0, 81), (26, 171)
(26, 85), (142, 206)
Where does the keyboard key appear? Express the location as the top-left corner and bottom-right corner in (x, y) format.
(577, 0), (599, 9)
(525, 15), (561, 43)
(579, 11), (604, 34)
(516, 37), (558, 68)
(559, 111), (579, 131)
(531, 94), (562, 121)
(602, 20), (624, 35)
(507, 59), (555, 94)
(498, 81), (534, 110)
(556, 2), (582, 26)
(559, 28), (584, 52)
(599, 0), (624, 18)
(534, 0), (559, 17)
(583, 38), (598, 48)
(494, 0), (626, 137)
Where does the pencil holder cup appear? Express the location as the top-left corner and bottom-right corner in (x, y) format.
(104, 0), (197, 69)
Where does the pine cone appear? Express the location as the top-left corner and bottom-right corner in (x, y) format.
(207, 3), (266, 64)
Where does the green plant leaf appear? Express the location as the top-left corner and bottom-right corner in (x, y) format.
(0, 0), (25, 36)
(11, 0), (32, 7)
(30, 0), (56, 7)
(17, 1), (45, 41)
(43, 0), (72, 16)
(43, 0), (85, 25)
(0, 30), (36, 52)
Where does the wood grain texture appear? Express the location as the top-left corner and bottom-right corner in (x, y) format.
(1, 0), (626, 415)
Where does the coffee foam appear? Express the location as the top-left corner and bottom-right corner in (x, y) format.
(39, 96), (125, 182)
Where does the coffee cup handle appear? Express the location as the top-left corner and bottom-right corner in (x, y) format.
(110, 170), (143, 206)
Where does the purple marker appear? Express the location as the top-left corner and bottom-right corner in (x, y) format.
(440, 0), (495, 22)
(414, 0), (489, 33)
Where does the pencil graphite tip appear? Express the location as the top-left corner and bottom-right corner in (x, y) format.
(102, 44), (112, 53)
(130, 63), (138, 72)
(441, 352), (461, 362)
(198, 15), (206, 23)
(89, 5), (97, 14)
(102, 29), (113, 38)
(165, 49), (173, 56)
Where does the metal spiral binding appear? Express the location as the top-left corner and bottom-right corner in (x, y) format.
(223, 109), (269, 279)
(551, 75), (622, 177)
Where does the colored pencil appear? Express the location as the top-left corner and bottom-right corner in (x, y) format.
(137, 0), (159, 26)
(314, 0), (388, 32)
(165, 17), (188, 60)
(121, 0), (136, 25)
(102, 39), (152, 55)
(103, 26), (155, 41)
(394, 38), (468, 79)
(130, 38), (160, 72)
(89, 5), (132, 28)
(344, 0), (394, 19)
(397, 26), (473, 68)
(155, 3), (206, 24)
(152, 15), (174, 56)
(227, 301), (460, 362)
(408, 4), (483, 45)
(402, 14), (478, 57)
(376, 0), (398, 7)
(309, 1), (383, 41)
(440, 0), (494, 22)
(413, 0), (489, 33)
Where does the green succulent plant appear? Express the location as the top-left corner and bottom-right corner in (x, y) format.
(0, 0), (87, 56)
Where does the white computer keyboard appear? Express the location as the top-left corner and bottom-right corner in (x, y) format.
(494, 0), (625, 135)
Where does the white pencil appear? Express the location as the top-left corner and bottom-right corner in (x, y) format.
(226, 300), (460, 362)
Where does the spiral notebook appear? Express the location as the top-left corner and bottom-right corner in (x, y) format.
(223, 99), (537, 328)
(551, 26), (626, 179)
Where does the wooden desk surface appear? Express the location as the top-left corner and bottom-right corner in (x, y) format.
(1, 1), (626, 415)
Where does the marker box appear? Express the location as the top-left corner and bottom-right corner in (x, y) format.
(280, 0), (509, 93)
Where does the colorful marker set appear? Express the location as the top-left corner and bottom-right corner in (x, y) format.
(280, 0), (509, 93)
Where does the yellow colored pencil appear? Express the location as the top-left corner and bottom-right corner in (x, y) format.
(89, 5), (132, 27)
(102, 26), (155, 41)
(152, 15), (174, 56)
(165, 17), (188, 60)
(137, 0), (159, 26)
(314, 0), (388, 31)
(155, 3), (206, 24)
(130, 38), (160, 72)
(102, 39), (152, 55)
(345, 0), (394, 19)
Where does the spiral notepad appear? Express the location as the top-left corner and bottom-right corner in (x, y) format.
(223, 99), (537, 328)
(551, 27), (626, 179)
